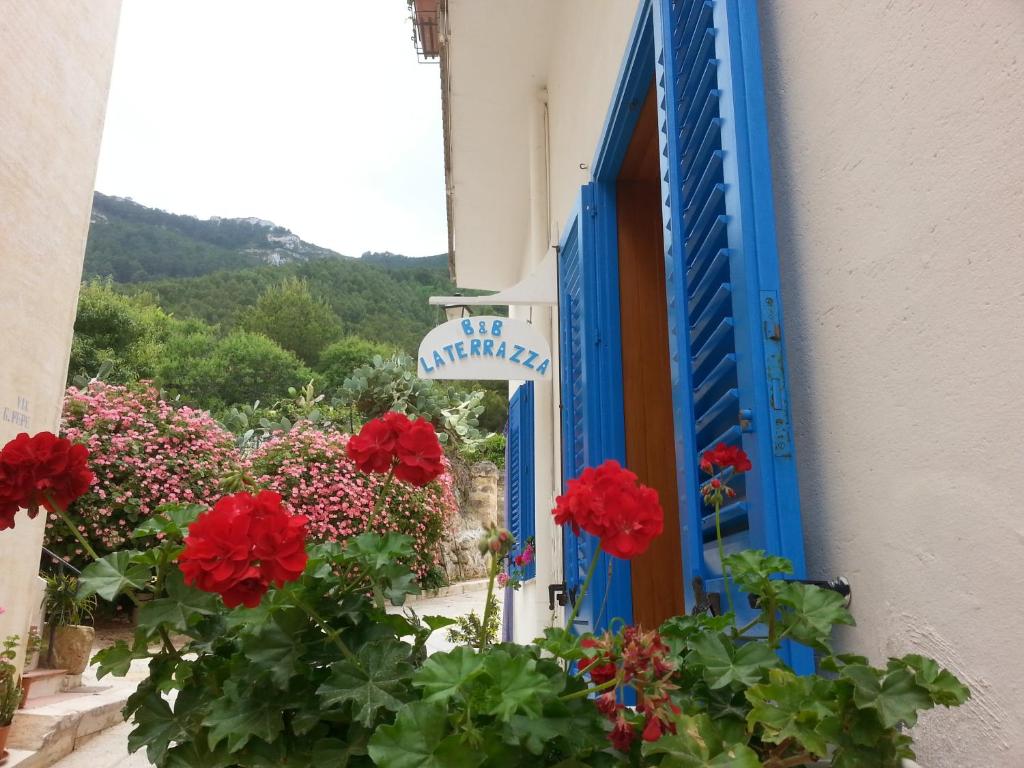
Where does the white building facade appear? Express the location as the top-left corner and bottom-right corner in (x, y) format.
(420, 1), (1024, 765)
(0, 0), (122, 677)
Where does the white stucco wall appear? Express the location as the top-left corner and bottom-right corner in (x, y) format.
(758, 2), (1024, 764)
(507, 1), (642, 643)
(0, 0), (122, 674)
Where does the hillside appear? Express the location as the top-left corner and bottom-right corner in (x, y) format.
(85, 193), (345, 281)
(83, 194), (493, 354)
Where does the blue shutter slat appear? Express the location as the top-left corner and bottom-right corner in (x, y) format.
(654, 0), (812, 673)
(507, 382), (536, 582)
(557, 185), (631, 635)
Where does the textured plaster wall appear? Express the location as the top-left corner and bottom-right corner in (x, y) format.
(758, 2), (1024, 764)
(0, 0), (122, 673)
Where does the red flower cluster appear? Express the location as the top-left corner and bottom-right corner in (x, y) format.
(0, 432), (94, 531)
(699, 442), (752, 475)
(587, 626), (679, 752)
(580, 636), (617, 685)
(553, 460), (663, 559)
(346, 412), (445, 487)
(179, 490), (308, 608)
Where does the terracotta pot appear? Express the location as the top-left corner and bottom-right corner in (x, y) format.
(50, 625), (95, 675)
(0, 722), (10, 756)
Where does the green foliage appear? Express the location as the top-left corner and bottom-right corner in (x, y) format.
(339, 356), (484, 446)
(319, 336), (402, 391)
(44, 572), (97, 627)
(444, 594), (501, 648)
(72, 501), (969, 768)
(69, 281), (171, 383)
(238, 277), (343, 365)
(458, 433), (507, 469)
(0, 633), (20, 726)
(160, 329), (313, 411)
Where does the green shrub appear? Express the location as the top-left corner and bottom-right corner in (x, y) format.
(318, 336), (401, 392)
(159, 329), (313, 411)
(238, 277), (342, 366)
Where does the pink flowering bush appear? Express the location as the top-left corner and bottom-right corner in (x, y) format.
(248, 423), (457, 585)
(50, 383), (242, 566)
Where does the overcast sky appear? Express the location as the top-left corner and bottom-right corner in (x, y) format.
(95, 0), (447, 257)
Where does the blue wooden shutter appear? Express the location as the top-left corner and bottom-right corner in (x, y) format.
(506, 381), (535, 580)
(557, 184), (632, 635)
(653, 0), (811, 671)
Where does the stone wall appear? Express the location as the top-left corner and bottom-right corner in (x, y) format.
(443, 461), (502, 582)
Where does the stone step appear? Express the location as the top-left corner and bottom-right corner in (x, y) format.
(18, 671), (69, 708)
(4, 659), (148, 768)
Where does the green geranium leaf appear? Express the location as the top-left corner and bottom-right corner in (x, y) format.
(659, 614), (736, 655)
(313, 733), (369, 768)
(413, 646), (485, 703)
(79, 551), (151, 601)
(126, 689), (185, 765)
(384, 569), (421, 606)
(132, 503), (205, 539)
(745, 668), (834, 757)
(642, 713), (761, 767)
(534, 627), (586, 661)
(240, 608), (308, 689)
(136, 570), (222, 636)
(480, 651), (563, 721)
(423, 615), (458, 632)
(368, 701), (483, 768)
(688, 634), (779, 689)
(777, 582), (854, 648)
(318, 640), (414, 726)
(204, 680), (285, 753)
(505, 714), (570, 755)
(891, 654), (970, 707)
(163, 741), (233, 768)
(92, 637), (150, 679)
(724, 550), (793, 595)
(841, 665), (934, 728)
(348, 532), (415, 569)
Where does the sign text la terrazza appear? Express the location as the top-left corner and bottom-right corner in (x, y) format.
(417, 316), (552, 381)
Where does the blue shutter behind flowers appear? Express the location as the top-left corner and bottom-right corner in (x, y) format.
(557, 185), (633, 635)
(506, 381), (535, 580)
(653, 0), (811, 672)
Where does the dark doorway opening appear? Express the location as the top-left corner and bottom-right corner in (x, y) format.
(616, 82), (685, 628)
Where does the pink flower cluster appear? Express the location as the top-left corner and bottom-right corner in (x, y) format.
(50, 383), (241, 566)
(247, 423), (457, 582)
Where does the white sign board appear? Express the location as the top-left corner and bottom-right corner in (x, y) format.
(418, 316), (552, 381)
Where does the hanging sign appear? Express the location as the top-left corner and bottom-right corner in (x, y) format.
(417, 315), (552, 381)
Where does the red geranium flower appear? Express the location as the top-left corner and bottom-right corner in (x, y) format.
(179, 490), (308, 608)
(0, 431), (94, 530)
(393, 418), (445, 487)
(610, 715), (636, 752)
(553, 460), (663, 560)
(580, 636), (618, 685)
(346, 412), (444, 488)
(699, 442), (752, 475)
(346, 414), (408, 474)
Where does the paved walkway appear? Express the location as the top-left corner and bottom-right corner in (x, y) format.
(49, 584), (494, 768)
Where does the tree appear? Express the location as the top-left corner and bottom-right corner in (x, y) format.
(68, 281), (170, 383)
(160, 330), (313, 411)
(238, 277), (342, 366)
(317, 336), (401, 392)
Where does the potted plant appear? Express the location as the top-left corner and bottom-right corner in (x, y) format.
(43, 572), (97, 675)
(0, 427), (970, 766)
(0, 632), (21, 756)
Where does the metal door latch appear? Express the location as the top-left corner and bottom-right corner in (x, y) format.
(548, 583), (568, 611)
